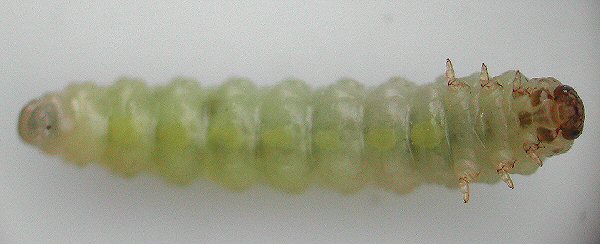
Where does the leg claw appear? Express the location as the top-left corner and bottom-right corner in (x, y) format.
(459, 177), (470, 203)
(497, 161), (516, 189)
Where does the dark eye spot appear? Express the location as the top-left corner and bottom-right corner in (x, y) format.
(46, 125), (52, 130)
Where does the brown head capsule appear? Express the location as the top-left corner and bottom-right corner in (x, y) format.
(552, 85), (584, 140)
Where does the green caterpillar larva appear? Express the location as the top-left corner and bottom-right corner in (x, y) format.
(18, 60), (585, 203)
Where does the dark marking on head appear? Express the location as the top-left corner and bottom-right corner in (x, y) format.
(530, 89), (543, 106)
(553, 85), (584, 140)
(536, 127), (556, 142)
(519, 112), (532, 128)
(529, 88), (552, 107)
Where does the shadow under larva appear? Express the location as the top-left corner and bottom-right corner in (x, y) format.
(17, 59), (585, 203)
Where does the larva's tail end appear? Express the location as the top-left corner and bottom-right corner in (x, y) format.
(18, 94), (69, 154)
(19, 98), (55, 146)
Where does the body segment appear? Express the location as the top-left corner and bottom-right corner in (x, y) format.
(18, 61), (585, 202)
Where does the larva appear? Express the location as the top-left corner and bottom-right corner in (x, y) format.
(18, 60), (585, 203)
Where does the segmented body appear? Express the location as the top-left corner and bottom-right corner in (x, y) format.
(18, 61), (584, 201)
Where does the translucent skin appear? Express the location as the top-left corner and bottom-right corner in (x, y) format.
(18, 71), (584, 195)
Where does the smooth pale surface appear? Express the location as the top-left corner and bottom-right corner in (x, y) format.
(1, 1), (599, 243)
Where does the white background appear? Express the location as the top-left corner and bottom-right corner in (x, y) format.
(1, 1), (599, 243)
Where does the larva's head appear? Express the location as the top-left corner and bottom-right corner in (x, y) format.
(518, 77), (584, 156)
(552, 84), (585, 140)
(18, 94), (71, 154)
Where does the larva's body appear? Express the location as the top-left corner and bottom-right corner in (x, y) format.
(19, 61), (584, 202)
